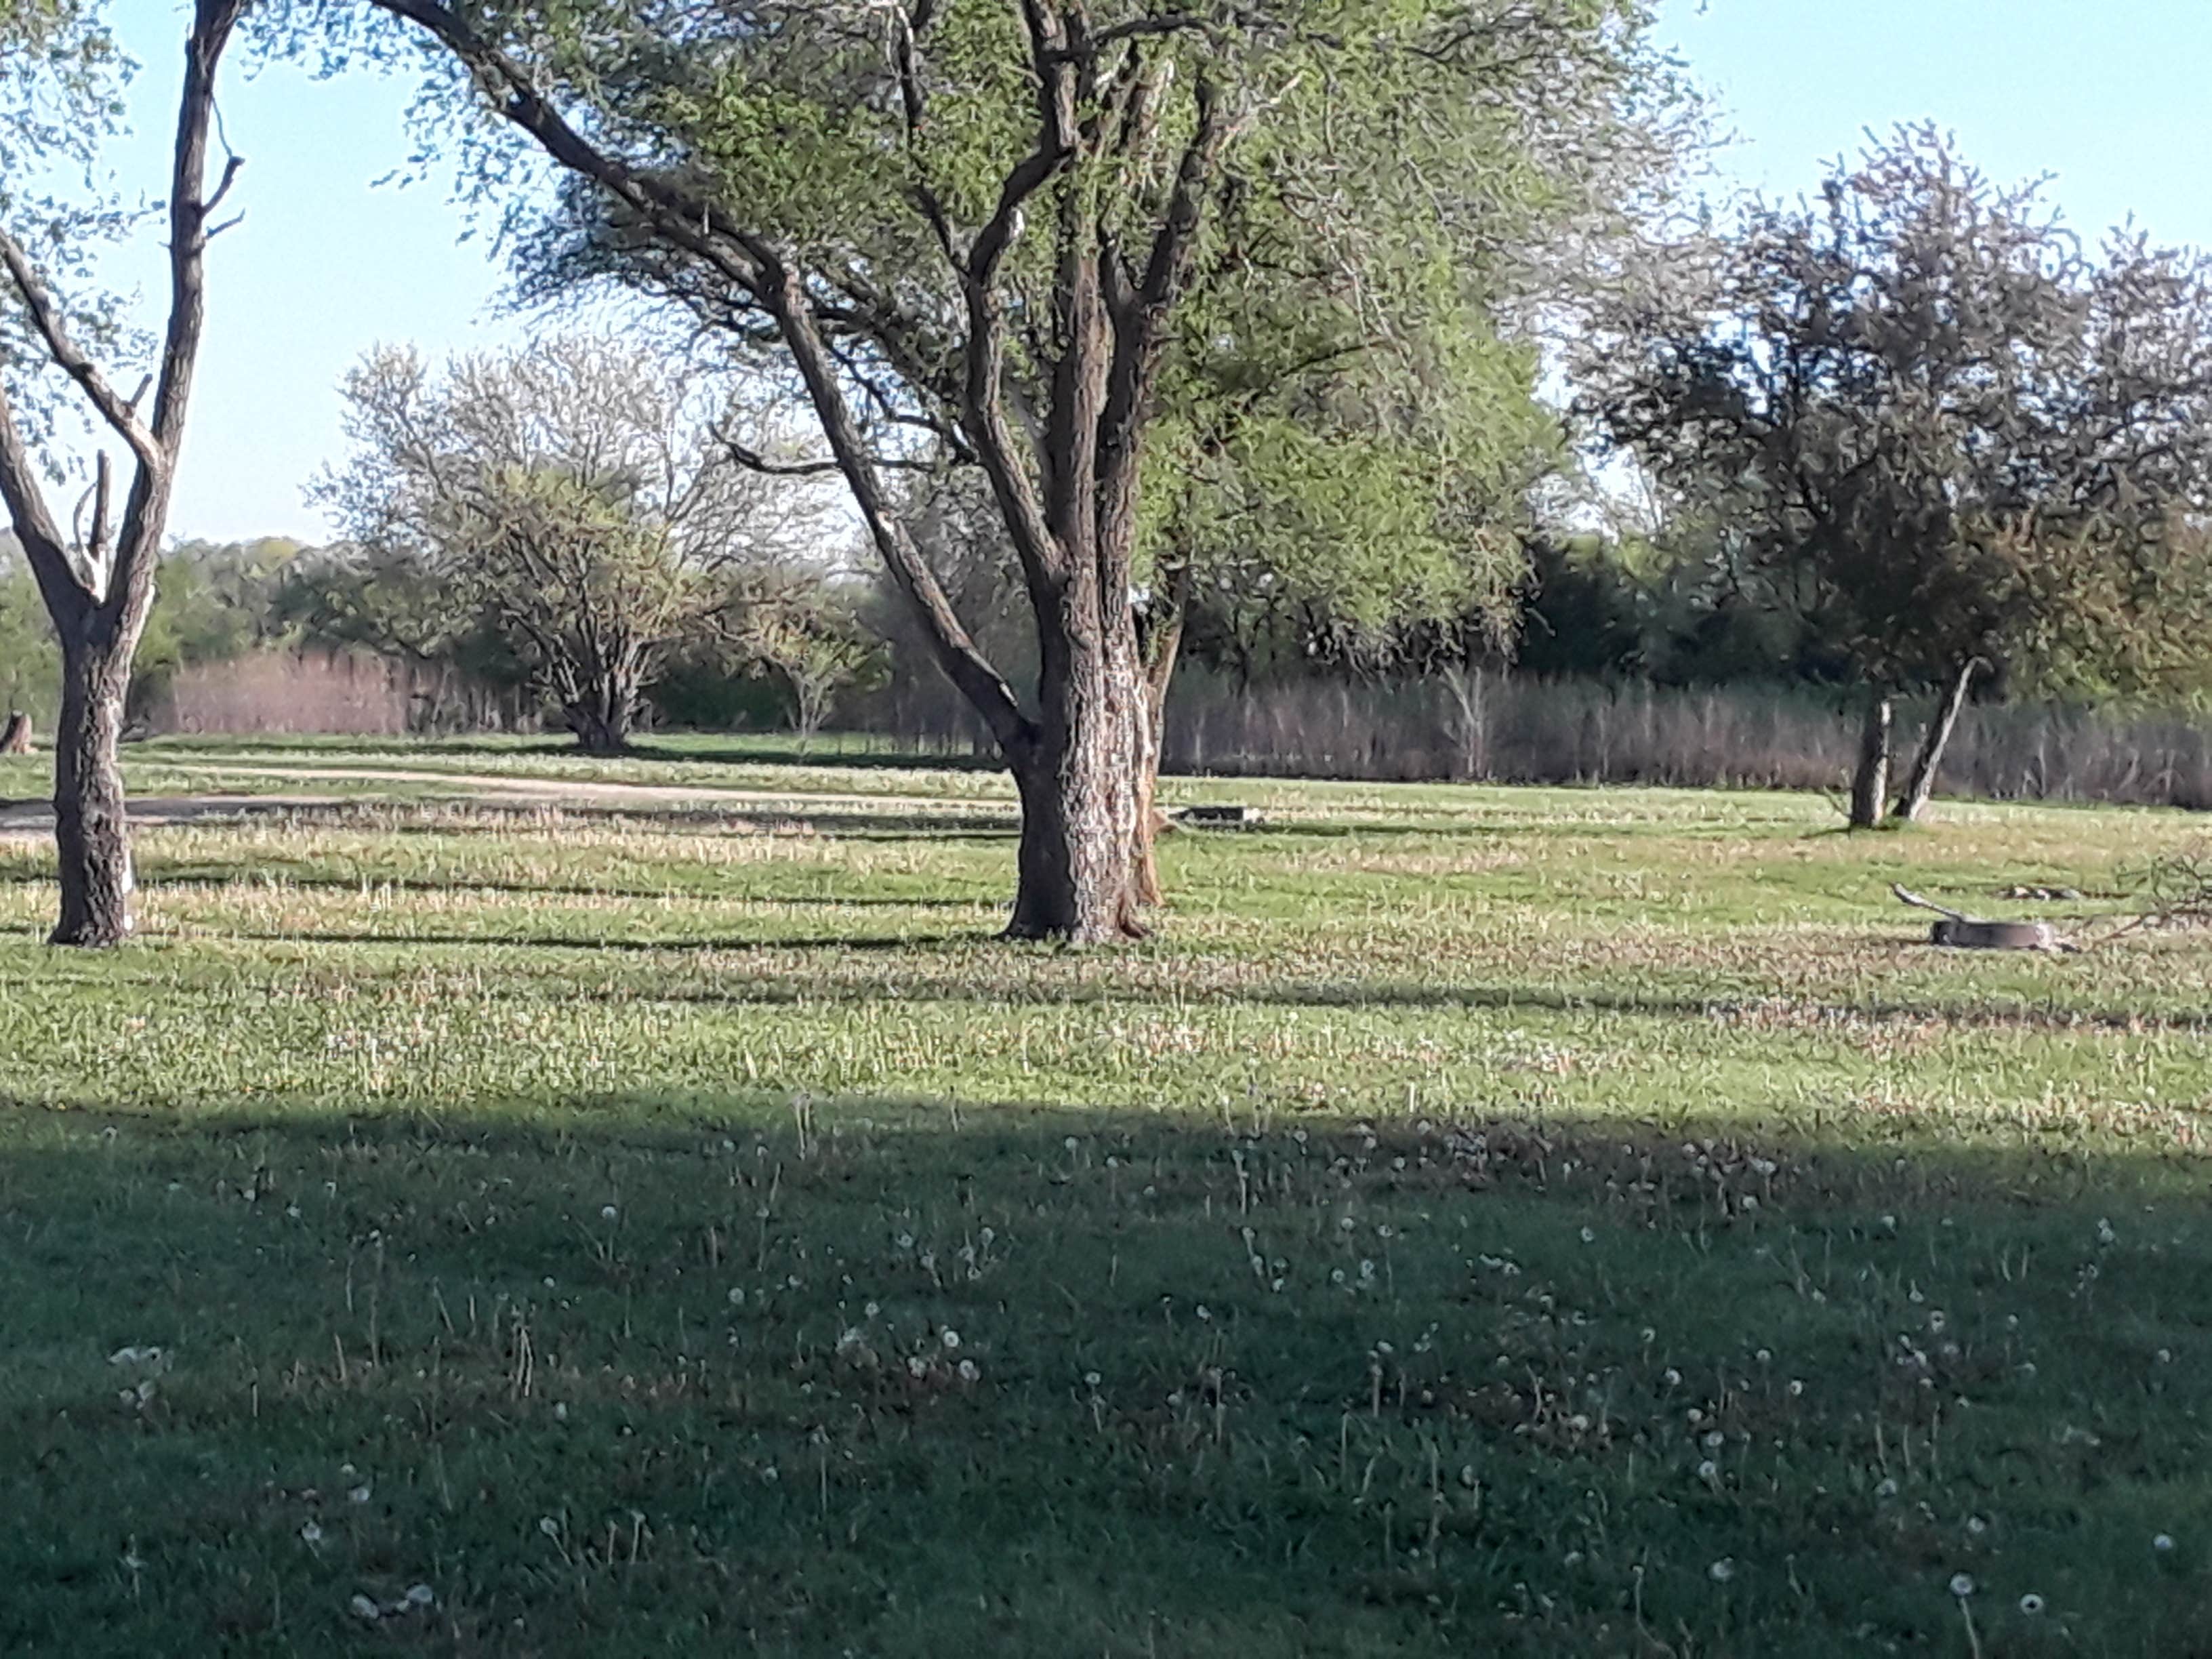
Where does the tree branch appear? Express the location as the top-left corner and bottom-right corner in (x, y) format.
(0, 225), (165, 475)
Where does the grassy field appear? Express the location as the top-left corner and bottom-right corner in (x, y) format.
(2, 740), (2209, 1656)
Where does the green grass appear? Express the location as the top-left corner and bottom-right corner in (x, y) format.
(1, 747), (2209, 1656)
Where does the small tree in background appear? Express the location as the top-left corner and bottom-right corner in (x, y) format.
(743, 590), (884, 751)
(312, 337), (839, 753)
(0, 0), (247, 944)
(1581, 127), (2212, 825)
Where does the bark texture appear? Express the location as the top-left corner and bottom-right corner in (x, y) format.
(1849, 691), (1894, 829)
(1892, 658), (1982, 823)
(51, 640), (134, 945)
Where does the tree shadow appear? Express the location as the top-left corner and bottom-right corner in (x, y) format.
(1, 1090), (2205, 1656)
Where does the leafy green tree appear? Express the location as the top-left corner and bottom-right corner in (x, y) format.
(0, 0), (247, 944)
(1581, 128), (2212, 825)
(0, 534), (61, 730)
(320, 0), (1686, 939)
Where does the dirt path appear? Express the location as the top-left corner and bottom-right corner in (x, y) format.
(0, 762), (1005, 840)
(150, 761), (971, 813)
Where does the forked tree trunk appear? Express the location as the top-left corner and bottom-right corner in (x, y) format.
(1007, 631), (1148, 943)
(1892, 658), (1982, 824)
(1849, 689), (1893, 830)
(51, 637), (136, 947)
(564, 678), (636, 755)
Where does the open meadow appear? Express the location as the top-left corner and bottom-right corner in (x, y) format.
(2, 739), (2209, 1656)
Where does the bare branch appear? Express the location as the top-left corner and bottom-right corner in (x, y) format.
(0, 224), (165, 474)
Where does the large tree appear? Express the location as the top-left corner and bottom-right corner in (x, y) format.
(309, 337), (837, 753)
(1580, 128), (2212, 825)
(320, 0), (1681, 939)
(0, 0), (246, 943)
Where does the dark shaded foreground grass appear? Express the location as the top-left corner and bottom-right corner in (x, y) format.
(5, 1101), (2209, 1658)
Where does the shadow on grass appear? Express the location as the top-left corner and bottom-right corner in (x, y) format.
(1, 1091), (2207, 1657)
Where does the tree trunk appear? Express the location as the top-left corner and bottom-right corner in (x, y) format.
(1007, 633), (1147, 944)
(51, 638), (136, 947)
(0, 710), (30, 754)
(565, 678), (634, 755)
(1892, 659), (1981, 824)
(1849, 689), (1893, 830)
(1130, 557), (1189, 909)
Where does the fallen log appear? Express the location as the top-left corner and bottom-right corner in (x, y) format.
(1893, 884), (2075, 953)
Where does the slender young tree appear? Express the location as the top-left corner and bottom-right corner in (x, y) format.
(318, 0), (1677, 940)
(0, 0), (247, 943)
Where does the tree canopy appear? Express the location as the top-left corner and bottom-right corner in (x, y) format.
(1578, 127), (2212, 821)
(301, 0), (1692, 935)
(307, 335), (845, 752)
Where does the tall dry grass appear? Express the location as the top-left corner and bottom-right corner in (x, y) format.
(853, 668), (2212, 809)
(150, 651), (534, 738)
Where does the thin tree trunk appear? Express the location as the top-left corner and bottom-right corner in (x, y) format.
(1892, 659), (1982, 824)
(1849, 689), (1893, 830)
(1130, 556), (1189, 908)
(51, 637), (136, 946)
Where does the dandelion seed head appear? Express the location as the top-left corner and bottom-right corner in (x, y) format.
(1949, 1574), (1975, 1599)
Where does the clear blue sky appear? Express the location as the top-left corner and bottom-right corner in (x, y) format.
(68, 0), (2212, 544)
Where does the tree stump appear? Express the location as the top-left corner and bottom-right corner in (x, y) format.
(0, 712), (30, 754)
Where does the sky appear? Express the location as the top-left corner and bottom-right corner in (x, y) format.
(37, 0), (2212, 545)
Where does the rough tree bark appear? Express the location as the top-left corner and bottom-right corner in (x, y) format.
(0, 0), (243, 945)
(1891, 657), (1984, 824)
(52, 634), (136, 943)
(1849, 689), (1894, 830)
